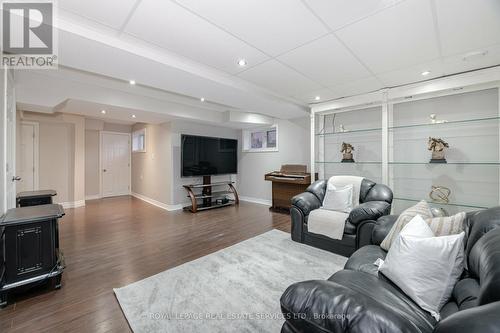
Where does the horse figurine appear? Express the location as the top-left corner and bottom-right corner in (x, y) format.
(428, 137), (449, 163)
(341, 142), (355, 163)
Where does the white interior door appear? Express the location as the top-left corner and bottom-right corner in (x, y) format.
(19, 122), (38, 192)
(101, 132), (130, 198)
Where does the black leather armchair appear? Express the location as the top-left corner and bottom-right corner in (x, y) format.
(291, 178), (393, 256)
(280, 206), (500, 333)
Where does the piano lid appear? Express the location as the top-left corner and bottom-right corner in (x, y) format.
(280, 164), (307, 174)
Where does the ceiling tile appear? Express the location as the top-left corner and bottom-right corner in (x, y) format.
(278, 34), (371, 87)
(294, 88), (340, 104)
(238, 60), (322, 97)
(124, 0), (269, 74)
(173, 0), (328, 56)
(442, 44), (500, 75)
(376, 59), (444, 87)
(329, 76), (382, 97)
(57, 0), (137, 30)
(336, 0), (440, 73)
(435, 0), (500, 56)
(304, 0), (403, 31)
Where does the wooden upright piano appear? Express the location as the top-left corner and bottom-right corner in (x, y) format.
(265, 165), (313, 212)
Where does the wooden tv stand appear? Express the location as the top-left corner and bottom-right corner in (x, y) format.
(183, 176), (239, 213)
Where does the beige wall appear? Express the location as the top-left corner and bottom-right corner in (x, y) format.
(84, 119), (131, 197)
(131, 122), (172, 205)
(18, 111), (83, 204)
(85, 130), (100, 197)
(17, 112), (132, 204)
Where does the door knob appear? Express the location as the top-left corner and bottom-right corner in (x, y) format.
(12, 176), (21, 181)
(103, 169), (107, 172)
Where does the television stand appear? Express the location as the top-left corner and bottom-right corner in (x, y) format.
(183, 176), (239, 213)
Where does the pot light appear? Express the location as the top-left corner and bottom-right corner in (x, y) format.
(421, 70), (431, 76)
(132, 114), (136, 118)
(101, 110), (106, 114)
(129, 80), (136, 85)
(200, 97), (205, 102)
(314, 96), (321, 101)
(237, 59), (247, 67)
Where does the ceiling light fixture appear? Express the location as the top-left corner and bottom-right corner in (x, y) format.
(421, 70), (431, 76)
(101, 110), (106, 114)
(132, 114), (136, 118)
(237, 59), (247, 67)
(129, 80), (136, 85)
(314, 96), (321, 101)
(200, 97), (205, 102)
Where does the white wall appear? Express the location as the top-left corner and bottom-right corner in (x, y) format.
(238, 117), (310, 203)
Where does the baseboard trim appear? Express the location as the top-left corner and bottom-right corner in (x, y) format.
(85, 194), (102, 201)
(239, 196), (272, 206)
(131, 192), (183, 211)
(61, 200), (86, 209)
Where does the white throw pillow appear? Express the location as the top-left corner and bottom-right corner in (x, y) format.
(322, 183), (353, 213)
(379, 215), (465, 321)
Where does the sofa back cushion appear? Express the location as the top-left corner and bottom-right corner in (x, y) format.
(464, 207), (500, 258)
(467, 227), (500, 306)
(306, 180), (327, 202)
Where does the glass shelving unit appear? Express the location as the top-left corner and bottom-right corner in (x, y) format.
(315, 106), (383, 183)
(314, 87), (500, 215)
(388, 88), (500, 214)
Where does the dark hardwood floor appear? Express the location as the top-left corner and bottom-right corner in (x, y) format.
(0, 196), (291, 332)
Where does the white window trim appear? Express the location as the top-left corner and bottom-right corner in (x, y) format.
(132, 128), (146, 153)
(242, 124), (278, 153)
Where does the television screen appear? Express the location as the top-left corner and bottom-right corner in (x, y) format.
(181, 134), (237, 177)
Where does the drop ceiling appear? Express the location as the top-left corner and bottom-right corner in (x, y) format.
(16, 0), (500, 123)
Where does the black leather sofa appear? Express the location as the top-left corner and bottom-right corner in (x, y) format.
(290, 178), (393, 256)
(280, 206), (500, 333)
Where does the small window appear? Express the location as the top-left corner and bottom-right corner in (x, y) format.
(132, 128), (146, 152)
(243, 125), (278, 152)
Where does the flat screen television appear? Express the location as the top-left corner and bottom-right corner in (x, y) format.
(181, 134), (238, 177)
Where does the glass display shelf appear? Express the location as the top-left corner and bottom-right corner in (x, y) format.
(315, 161), (382, 164)
(389, 162), (500, 165)
(393, 197), (489, 209)
(389, 116), (500, 131)
(315, 127), (382, 136)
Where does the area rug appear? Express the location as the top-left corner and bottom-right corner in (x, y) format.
(114, 229), (347, 332)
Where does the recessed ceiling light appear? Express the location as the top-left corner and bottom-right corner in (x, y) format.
(237, 59), (247, 67)
(101, 110), (106, 114)
(314, 96), (321, 101)
(132, 114), (136, 118)
(200, 97), (205, 102)
(129, 80), (136, 85)
(421, 71), (431, 76)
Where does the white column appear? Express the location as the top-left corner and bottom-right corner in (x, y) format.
(318, 114), (325, 180)
(381, 90), (389, 185)
(310, 111), (315, 184)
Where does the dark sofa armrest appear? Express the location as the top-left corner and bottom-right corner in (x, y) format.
(281, 280), (420, 333)
(433, 301), (500, 333)
(371, 215), (398, 245)
(348, 201), (391, 225)
(291, 192), (322, 217)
